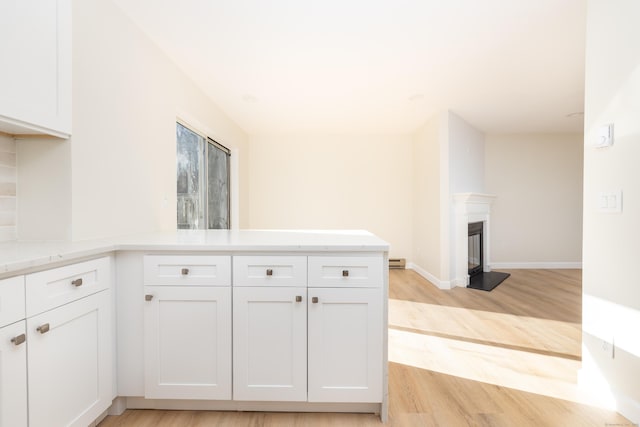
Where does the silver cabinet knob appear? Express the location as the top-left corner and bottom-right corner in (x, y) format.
(266, 268), (273, 276)
(11, 334), (26, 346)
(295, 295), (302, 302)
(181, 268), (189, 275)
(342, 270), (349, 277)
(312, 297), (319, 303)
(36, 323), (50, 334)
(145, 294), (154, 301)
(71, 278), (83, 287)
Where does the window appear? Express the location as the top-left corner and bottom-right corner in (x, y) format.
(176, 122), (230, 229)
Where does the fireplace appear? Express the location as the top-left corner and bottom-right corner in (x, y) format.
(468, 221), (483, 277)
(452, 193), (509, 291)
(452, 193), (495, 287)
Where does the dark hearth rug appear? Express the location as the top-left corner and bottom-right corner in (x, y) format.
(467, 271), (510, 292)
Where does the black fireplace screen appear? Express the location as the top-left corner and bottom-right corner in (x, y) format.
(468, 222), (483, 277)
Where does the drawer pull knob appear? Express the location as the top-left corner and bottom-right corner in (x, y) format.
(295, 295), (302, 302)
(37, 323), (50, 334)
(181, 268), (189, 276)
(11, 334), (26, 346)
(71, 278), (83, 287)
(312, 297), (319, 304)
(342, 270), (349, 277)
(145, 294), (154, 301)
(266, 268), (273, 276)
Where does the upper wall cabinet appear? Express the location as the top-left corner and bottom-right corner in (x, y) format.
(0, 0), (71, 138)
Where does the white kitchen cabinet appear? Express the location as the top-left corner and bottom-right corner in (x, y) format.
(308, 256), (384, 288)
(116, 244), (387, 419)
(24, 256), (112, 427)
(0, 276), (27, 427)
(0, 320), (28, 427)
(233, 286), (307, 401)
(25, 256), (111, 317)
(26, 290), (111, 427)
(0, 0), (72, 138)
(233, 255), (307, 287)
(143, 286), (232, 400)
(144, 255), (231, 286)
(0, 276), (26, 327)
(308, 287), (383, 403)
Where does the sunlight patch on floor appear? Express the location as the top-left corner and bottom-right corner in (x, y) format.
(388, 327), (614, 409)
(389, 298), (581, 358)
(387, 298), (619, 410)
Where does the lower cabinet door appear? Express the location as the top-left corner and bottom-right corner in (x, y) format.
(308, 287), (383, 403)
(233, 287), (307, 401)
(27, 290), (112, 427)
(144, 286), (231, 399)
(0, 320), (28, 427)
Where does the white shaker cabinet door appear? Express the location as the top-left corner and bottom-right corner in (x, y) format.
(233, 287), (307, 401)
(26, 291), (112, 427)
(0, 0), (71, 137)
(0, 320), (28, 427)
(143, 286), (232, 400)
(308, 287), (383, 403)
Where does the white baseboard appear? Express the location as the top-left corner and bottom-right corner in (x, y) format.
(615, 391), (640, 425)
(406, 263), (453, 290)
(405, 261), (582, 288)
(490, 262), (582, 269)
(123, 396), (380, 414)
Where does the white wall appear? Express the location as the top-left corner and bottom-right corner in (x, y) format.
(68, 0), (249, 240)
(412, 115), (442, 279)
(445, 111), (485, 283)
(582, 0), (640, 422)
(15, 0), (250, 241)
(410, 111), (485, 287)
(449, 112), (485, 194)
(485, 134), (583, 267)
(248, 134), (413, 258)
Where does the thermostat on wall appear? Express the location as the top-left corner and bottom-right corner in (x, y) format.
(595, 124), (614, 148)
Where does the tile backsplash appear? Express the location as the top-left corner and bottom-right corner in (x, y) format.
(0, 134), (16, 241)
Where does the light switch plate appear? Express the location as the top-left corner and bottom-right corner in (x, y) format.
(596, 124), (614, 148)
(597, 190), (622, 213)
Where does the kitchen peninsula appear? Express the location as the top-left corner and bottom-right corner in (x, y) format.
(0, 230), (389, 426)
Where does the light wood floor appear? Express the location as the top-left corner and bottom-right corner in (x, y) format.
(99, 269), (630, 426)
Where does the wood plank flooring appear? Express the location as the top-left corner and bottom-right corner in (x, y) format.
(99, 269), (630, 427)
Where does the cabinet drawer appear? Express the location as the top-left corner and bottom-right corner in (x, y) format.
(233, 256), (307, 287)
(0, 276), (25, 327)
(26, 257), (110, 317)
(308, 256), (383, 288)
(144, 255), (231, 286)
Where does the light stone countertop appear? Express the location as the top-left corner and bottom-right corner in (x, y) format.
(0, 229), (389, 277)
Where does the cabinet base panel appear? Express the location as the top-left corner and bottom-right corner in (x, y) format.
(120, 396), (381, 416)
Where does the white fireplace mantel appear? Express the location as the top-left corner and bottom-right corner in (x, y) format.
(453, 193), (496, 287)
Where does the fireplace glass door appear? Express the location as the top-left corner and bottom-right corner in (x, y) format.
(468, 222), (483, 277)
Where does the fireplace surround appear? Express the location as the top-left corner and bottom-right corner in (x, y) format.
(453, 193), (495, 287)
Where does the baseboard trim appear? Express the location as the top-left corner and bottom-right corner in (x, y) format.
(490, 262), (583, 269)
(615, 391), (640, 425)
(122, 396), (380, 414)
(407, 263), (453, 290)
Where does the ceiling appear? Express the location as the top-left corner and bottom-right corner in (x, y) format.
(111, 0), (586, 135)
